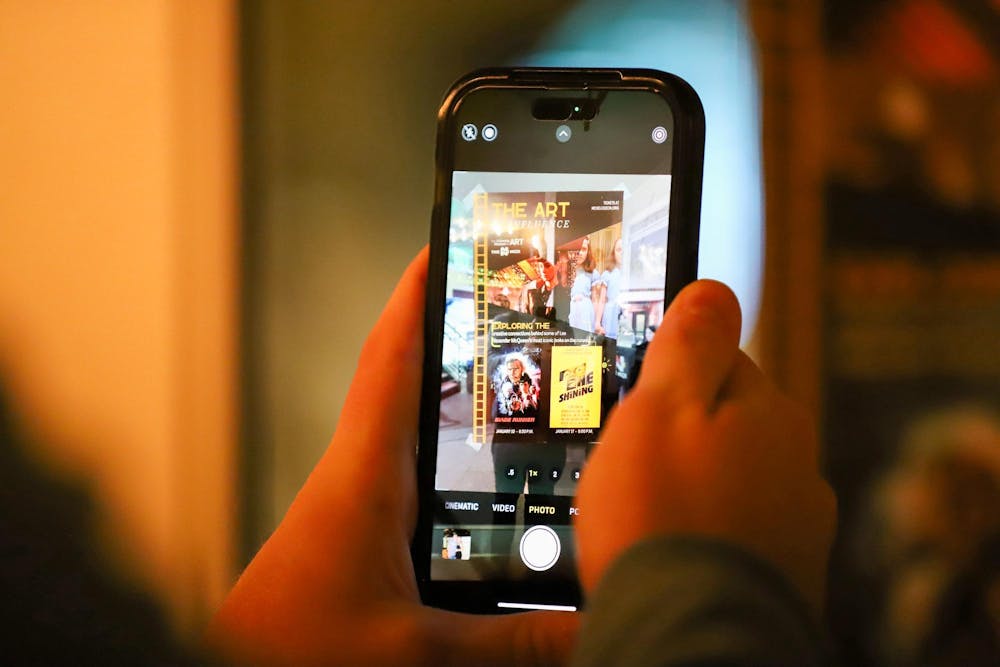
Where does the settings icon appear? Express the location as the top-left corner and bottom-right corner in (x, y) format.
(461, 123), (478, 141)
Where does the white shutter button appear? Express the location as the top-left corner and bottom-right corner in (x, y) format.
(519, 525), (561, 571)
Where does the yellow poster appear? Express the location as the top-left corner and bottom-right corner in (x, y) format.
(549, 345), (602, 428)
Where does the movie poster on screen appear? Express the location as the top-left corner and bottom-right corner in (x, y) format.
(490, 347), (543, 440)
(549, 345), (603, 431)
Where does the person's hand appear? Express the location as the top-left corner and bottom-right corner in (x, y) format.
(207, 248), (578, 666)
(575, 280), (836, 609)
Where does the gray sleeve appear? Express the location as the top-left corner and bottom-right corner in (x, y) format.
(572, 537), (829, 667)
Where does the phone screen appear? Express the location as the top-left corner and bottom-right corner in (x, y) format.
(421, 81), (695, 610)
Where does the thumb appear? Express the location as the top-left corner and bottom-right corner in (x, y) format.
(638, 279), (742, 409)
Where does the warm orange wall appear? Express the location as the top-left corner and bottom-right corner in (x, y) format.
(0, 0), (237, 632)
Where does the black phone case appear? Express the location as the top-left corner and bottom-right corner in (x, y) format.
(413, 67), (705, 613)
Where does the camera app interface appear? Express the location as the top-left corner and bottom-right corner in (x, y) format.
(432, 170), (672, 587)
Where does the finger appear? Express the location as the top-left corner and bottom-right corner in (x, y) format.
(426, 609), (580, 667)
(637, 279), (742, 409)
(332, 246), (428, 456)
(306, 246), (428, 514)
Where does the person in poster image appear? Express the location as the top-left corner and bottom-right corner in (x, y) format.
(596, 237), (623, 338)
(552, 251), (571, 322)
(569, 236), (600, 333)
(521, 258), (555, 318)
(496, 355), (539, 418)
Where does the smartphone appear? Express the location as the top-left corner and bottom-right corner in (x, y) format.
(413, 68), (704, 612)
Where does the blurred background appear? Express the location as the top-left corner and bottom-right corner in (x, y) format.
(1, 0), (998, 663)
